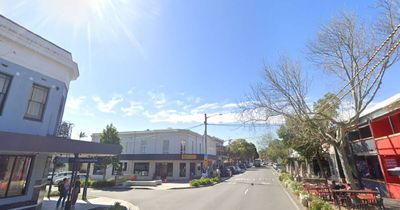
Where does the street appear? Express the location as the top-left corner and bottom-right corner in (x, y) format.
(90, 167), (300, 210)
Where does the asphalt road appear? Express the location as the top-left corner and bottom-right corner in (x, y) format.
(90, 167), (301, 210)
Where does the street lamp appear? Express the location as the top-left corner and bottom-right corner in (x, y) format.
(204, 113), (222, 175)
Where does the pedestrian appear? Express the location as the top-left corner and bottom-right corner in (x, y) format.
(71, 177), (81, 206)
(56, 178), (68, 208)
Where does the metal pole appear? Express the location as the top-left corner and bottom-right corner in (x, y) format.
(204, 113), (208, 176)
(82, 162), (90, 200)
(65, 154), (78, 210)
(47, 157), (57, 199)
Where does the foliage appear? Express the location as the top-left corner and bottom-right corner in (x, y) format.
(79, 131), (87, 139)
(99, 124), (123, 176)
(108, 202), (127, 210)
(278, 172), (292, 182)
(290, 181), (303, 192)
(191, 177), (220, 187)
(265, 139), (288, 163)
(227, 139), (259, 161)
(49, 190), (60, 197)
(308, 198), (333, 210)
(56, 121), (73, 138)
(85, 180), (116, 188)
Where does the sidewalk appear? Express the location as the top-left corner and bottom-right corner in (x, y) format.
(130, 182), (191, 190)
(42, 197), (139, 210)
(383, 197), (400, 210)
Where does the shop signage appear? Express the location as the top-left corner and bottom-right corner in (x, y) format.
(181, 154), (197, 160)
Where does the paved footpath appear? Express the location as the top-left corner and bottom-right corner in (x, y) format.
(90, 167), (302, 210)
(41, 197), (138, 210)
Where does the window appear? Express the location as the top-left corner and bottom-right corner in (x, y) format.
(180, 140), (186, 154)
(134, 163), (149, 176)
(155, 162), (173, 177)
(93, 163), (104, 175)
(25, 84), (49, 121)
(0, 155), (32, 198)
(162, 140), (169, 154)
(140, 140), (147, 153)
(179, 163), (186, 177)
(120, 162), (128, 172)
(0, 72), (12, 115)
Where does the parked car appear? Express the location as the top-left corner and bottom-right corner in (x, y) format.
(238, 164), (247, 171)
(254, 159), (262, 167)
(51, 171), (87, 185)
(235, 166), (245, 173)
(227, 166), (239, 175)
(220, 167), (232, 177)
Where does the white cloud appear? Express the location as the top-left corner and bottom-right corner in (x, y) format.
(148, 90), (167, 108)
(190, 103), (220, 114)
(65, 96), (86, 110)
(92, 95), (123, 113)
(121, 101), (144, 116)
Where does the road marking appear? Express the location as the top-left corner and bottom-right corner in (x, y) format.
(244, 188), (249, 195)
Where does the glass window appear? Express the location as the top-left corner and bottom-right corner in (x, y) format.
(167, 163), (173, 177)
(93, 163), (104, 175)
(0, 72), (12, 115)
(179, 163), (186, 177)
(134, 163), (149, 176)
(180, 140), (186, 154)
(7, 157), (31, 197)
(140, 140), (147, 153)
(25, 84), (49, 121)
(162, 140), (169, 154)
(0, 155), (32, 198)
(0, 156), (15, 198)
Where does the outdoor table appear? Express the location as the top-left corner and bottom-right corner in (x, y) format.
(332, 190), (384, 210)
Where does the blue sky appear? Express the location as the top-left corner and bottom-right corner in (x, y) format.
(1, 0), (399, 145)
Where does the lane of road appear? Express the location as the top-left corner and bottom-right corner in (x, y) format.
(90, 167), (300, 210)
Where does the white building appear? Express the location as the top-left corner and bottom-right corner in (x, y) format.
(91, 129), (224, 181)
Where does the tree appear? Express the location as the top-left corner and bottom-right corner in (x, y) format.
(241, 1), (400, 187)
(265, 139), (288, 163)
(79, 131), (87, 139)
(228, 139), (258, 162)
(99, 124), (123, 180)
(56, 121), (74, 138)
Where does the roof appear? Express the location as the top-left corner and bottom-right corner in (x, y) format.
(359, 93), (400, 123)
(0, 131), (121, 156)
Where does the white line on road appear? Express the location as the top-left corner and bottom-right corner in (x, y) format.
(244, 188), (249, 195)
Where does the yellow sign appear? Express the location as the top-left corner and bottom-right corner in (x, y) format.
(203, 158), (209, 167)
(181, 154), (197, 160)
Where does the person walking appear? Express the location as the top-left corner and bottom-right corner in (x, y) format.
(56, 178), (68, 208)
(71, 177), (81, 206)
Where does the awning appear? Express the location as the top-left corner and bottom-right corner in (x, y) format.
(0, 131), (121, 156)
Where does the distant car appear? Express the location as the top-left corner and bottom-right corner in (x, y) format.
(254, 159), (262, 167)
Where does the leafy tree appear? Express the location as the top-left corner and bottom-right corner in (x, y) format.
(228, 139), (258, 162)
(79, 131), (87, 139)
(265, 139), (288, 163)
(99, 124), (123, 180)
(56, 121), (73, 138)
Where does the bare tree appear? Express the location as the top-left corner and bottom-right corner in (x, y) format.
(241, 0), (400, 188)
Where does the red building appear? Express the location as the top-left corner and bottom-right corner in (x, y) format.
(352, 94), (400, 199)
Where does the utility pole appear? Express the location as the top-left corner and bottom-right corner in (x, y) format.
(204, 113), (208, 174)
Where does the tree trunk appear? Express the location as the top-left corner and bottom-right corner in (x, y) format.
(336, 143), (358, 189)
(103, 165), (107, 181)
(305, 159), (311, 177)
(316, 151), (327, 180)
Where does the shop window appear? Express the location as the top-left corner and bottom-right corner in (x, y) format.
(120, 162), (127, 172)
(179, 163), (186, 177)
(167, 163), (173, 177)
(93, 163), (104, 175)
(0, 155), (32, 198)
(134, 163), (149, 176)
(366, 156), (384, 180)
